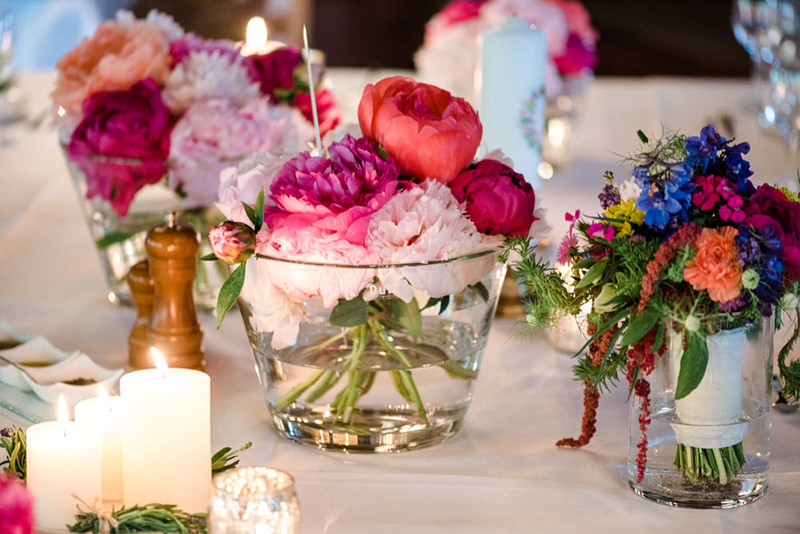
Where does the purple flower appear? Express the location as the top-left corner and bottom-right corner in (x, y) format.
(598, 183), (621, 209)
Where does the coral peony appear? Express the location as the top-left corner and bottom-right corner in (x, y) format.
(66, 79), (173, 217)
(0, 474), (34, 534)
(169, 98), (312, 206)
(53, 20), (171, 116)
(449, 158), (537, 236)
(683, 227), (742, 303)
(266, 134), (403, 248)
(358, 76), (482, 183)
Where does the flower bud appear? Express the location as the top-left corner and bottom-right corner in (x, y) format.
(741, 269), (760, 290)
(685, 315), (701, 333)
(594, 284), (617, 313)
(209, 222), (257, 264)
(781, 292), (799, 311)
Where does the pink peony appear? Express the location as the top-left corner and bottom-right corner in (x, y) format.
(425, 0), (488, 41)
(53, 20), (171, 116)
(168, 98), (312, 207)
(170, 34), (239, 64)
(553, 33), (597, 74)
(217, 152), (293, 224)
(266, 134), (403, 248)
(0, 474), (34, 534)
(358, 76), (482, 183)
(449, 159), (538, 237)
(209, 222), (257, 264)
(66, 79), (173, 217)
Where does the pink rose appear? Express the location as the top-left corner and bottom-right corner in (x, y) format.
(66, 79), (173, 217)
(358, 76), (482, 183)
(0, 473), (34, 534)
(209, 222), (257, 264)
(449, 159), (538, 237)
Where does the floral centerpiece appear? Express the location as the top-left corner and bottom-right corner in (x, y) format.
(511, 125), (800, 507)
(209, 76), (544, 452)
(415, 0), (597, 99)
(53, 10), (340, 307)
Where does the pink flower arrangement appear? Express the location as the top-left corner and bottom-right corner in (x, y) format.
(415, 0), (598, 98)
(56, 9), (341, 218)
(210, 76), (543, 348)
(0, 474), (34, 534)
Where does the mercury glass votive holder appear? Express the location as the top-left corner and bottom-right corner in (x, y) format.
(209, 467), (300, 534)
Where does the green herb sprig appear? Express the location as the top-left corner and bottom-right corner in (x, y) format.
(68, 503), (206, 533)
(0, 426), (26, 480)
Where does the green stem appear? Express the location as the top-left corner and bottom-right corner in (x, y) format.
(274, 369), (326, 409)
(675, 442), (745, 485)
(332, 325), (370, 423)
(368, 320), (429, 424)
(305, 370), (343, 403)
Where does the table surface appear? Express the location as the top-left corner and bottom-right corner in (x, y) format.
(1, 70), (800, 533)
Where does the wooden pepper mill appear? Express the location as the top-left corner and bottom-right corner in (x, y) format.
(142, 212), (205, 370)
(127, 259), (155, 368)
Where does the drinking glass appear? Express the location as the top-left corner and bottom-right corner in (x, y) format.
(209, 467), (300, 534)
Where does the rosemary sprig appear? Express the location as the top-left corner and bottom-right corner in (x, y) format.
(0, 427), (26, 480)
(68, 503), (207, 533)
(211, 441), (252, 475)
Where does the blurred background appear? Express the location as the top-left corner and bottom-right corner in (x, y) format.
(0, 0), (751, 76)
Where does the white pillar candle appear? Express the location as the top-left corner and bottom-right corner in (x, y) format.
(480, 17), (547, 189)
(26, 394), (102, 531)
(120, 349), (210, 513)
(74, 388), (124, 502)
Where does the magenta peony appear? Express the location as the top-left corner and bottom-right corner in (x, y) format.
(66, 78), (173, 217)
(0, 474), (34, 534)
(449, 159), (538, 236)
(244, 47), (302, 101)
(358, 76), (482, 183)
(209, 222), (257, 264)
(744, 184), (800, 281)
(265, 134), (403, 248)
(169, 33), (239, 65)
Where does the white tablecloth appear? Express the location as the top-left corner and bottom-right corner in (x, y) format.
(1, 71), (799, 533)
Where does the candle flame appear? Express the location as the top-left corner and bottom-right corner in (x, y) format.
(97, 383), (108, 399)
(151, 347), (169, 372)
(57, 393), (68, 430)
(246, 16), (268, 50)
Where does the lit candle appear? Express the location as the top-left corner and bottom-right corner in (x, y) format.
(120, 347), (210, 513)
(241, 16), (283, 56)
(74, 385), (124, 502)
(26, 394), (102, 531)
(480, 17), (547, 189)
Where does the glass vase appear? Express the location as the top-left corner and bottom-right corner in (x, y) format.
(239, 250), (506, 453)
(62, 148), (231, 309)
(628, 316), (774, 508)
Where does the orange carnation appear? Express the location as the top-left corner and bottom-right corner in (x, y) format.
(53, 21), (171, 116)
(683, 226), (742, 303)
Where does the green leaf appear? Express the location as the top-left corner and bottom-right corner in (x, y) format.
(652, 321), (666, 353)
(329, 297), (369, 327)
(199, 253), (218, 262)
(95, 231), (134, 249)
(389, 297), (422, 342)
(470, 281), (490, 302)
(575, 258), (608, 289)
(242, 189), (265, 233)
(216, 263), (246, 328)
(675, 333), (709, 400)
(637, 129), (649, 143)
(620, 307), (660, 347)
(438, 295), (450, 314)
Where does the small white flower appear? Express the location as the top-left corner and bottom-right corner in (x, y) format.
(781, 292), (799, 311)
(619, 177), (643, 201)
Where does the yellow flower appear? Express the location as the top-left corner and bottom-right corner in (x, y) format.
(779, 186), (800, 203)
(604, 199), (645, 237)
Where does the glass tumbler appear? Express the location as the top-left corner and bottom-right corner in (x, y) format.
(209, 467), (300, 534)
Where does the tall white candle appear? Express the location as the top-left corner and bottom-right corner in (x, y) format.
(74, 386), (124, 502)
(480, 17), (547, 189)
(120, 348), (210, 512)
(26, 394), (102, 531)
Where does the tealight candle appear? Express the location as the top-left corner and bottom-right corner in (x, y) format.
(121, 348), (210, 512)
(27, 394), (102, 531)
(74, 385), (124, 502)
(241, 16), (284, 56)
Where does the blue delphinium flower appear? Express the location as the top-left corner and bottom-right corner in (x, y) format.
(736, 224), (784, 312)
(635, 167), (695, 230)
(685, 124), (754, 191)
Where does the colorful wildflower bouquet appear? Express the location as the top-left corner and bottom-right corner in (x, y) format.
(512, 125), (800, 494)
(415, 0), (597, 100)
(209, 76), (543, 450)
(54, 9), (340, 217)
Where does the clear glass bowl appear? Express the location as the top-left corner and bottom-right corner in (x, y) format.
(238, 249), (506, 453)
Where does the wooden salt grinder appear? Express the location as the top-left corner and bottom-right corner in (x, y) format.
(144, 213), (205, 370)
(127, 259), (155, 369)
